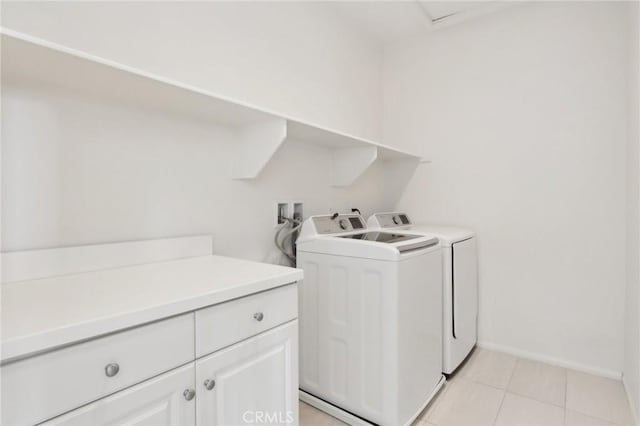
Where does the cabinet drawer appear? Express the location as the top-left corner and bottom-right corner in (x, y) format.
(196, 284), (297, 357)
(43, 364), (196, 426)
(1, 313), (194, 426)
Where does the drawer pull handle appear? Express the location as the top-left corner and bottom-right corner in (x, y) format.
(253, 312), (264, 322)
(104, 363), (120, 377)
(183, 389), (196, 401)
(204, 379), (216, 390)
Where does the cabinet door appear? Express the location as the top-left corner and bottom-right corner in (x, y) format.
(196, 321), (298, 426)
(44, 364), (196, 426)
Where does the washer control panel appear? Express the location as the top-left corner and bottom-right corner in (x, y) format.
(372, 212), (411, 228)
(312, 214), (366, 234)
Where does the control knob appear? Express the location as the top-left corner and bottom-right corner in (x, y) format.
(393, 215), (402, 225)
(339, 219), (349, 230)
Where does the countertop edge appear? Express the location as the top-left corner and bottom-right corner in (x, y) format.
(1, 269), (303, 363)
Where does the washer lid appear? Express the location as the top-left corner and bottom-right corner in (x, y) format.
(297, 231), (439, 260)
(339, 231), (421, 244)
(297, 214), (441, 260)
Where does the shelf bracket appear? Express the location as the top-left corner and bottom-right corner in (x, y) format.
(383, 157), (422, 206)
(331, 146), (378, 187)
(232, 118), (288, 180)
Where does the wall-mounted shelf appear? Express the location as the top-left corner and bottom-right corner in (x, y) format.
(1, 29), (427, 187)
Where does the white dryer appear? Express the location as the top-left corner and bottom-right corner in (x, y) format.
(296, 214), (445, 426)
(367, 213), (478, 375)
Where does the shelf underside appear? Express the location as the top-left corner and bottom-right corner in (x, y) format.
(2, 30), (424, 186)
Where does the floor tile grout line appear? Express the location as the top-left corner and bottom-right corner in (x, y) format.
(492, 389), (508, 426)
(499, 364), (567, 408)
(564, 370), (631, 425)
(424, 377), (453, 425)
(457, 374), (512, 392)
(499, 357), (569, 409)
(503, 390), (566, 409)
(565, 408), (624, 426)
(491, 358), (515, 426)
(566, 408), (625, 426)
(302, 351), (629, 426)
(426, 351), (477, 426)
(461, 349), (520, 392)
(493, 356), (519, 425)
(506, 357), (521, 390)
(436, 349), (627, 426)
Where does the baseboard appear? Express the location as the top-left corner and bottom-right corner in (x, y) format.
(623, 376), (640, 426)
(477, 340), (622, 380)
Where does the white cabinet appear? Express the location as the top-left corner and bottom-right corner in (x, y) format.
(196, 284), (298, 357)
(3, 285), (299, 426)
(1, 314), (194, 426)
(44, 364), (196, 426)
(196, 321), (298, 426)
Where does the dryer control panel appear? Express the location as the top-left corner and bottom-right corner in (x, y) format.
(312, 214), (366, 234)
(370, 212), (411, 228)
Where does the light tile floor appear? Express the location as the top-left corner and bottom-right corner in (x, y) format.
(299, 348), (636, 426)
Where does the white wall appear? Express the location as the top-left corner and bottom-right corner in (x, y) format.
(0, 2), (391, 261)
(624, 1), (640, 421)
(384, 2), (629, 377)
(1, 1), (382, 141)
(1, 82), (392, 261)
(4, 0), (636, 384)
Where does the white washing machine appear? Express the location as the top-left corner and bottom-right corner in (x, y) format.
(367, 212), (478, 375)
(296, 214), (445, 426)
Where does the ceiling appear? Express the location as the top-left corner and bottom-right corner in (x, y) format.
(330, 1), (514, 44)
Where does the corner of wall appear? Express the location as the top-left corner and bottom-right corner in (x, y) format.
(624, 1), (640, 424)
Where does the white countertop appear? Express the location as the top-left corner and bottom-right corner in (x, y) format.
(1, 255), (302, 362)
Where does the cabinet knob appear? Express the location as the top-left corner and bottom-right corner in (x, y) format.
(105, 363), (120, 377)
(204, 379), (216, 390)
(183, 389), (196, 401)
(253, 312), (264, 322)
